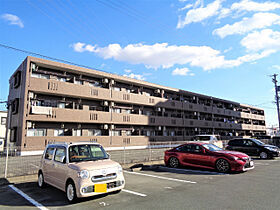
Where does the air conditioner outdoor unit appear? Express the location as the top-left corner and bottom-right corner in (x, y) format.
(154, 89), (160, 94)
(27, 121), (32, 128)
(101, 124), (109, 129)
(31, 63), (37, 71)
(101, 101), (109, 106)
(110, 79), (115, 85)
(29, 92), (34, 99)
(156, 107), (161, 112)
(102, 78), (109, 83)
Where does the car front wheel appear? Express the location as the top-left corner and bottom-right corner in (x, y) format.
(66, 181), (77, 203)
(216, 159), (230, 173)
(168, 157), (180, 168)
(260, 152), (268, 159)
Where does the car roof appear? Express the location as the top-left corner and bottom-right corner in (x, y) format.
(180, 142), (206, 146)
(47, 142), (101, 148)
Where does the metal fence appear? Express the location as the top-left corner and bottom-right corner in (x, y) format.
(0, 141), (186, 179)
(1, 139), (279, 179)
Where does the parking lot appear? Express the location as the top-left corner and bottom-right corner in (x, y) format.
(1, 157), (280, 210)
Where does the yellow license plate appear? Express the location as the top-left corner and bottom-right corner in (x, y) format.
(95, 184), (107, 193)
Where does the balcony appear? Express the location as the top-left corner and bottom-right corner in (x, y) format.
(29, 107), (111, 123)
(29, 77), (111, 100)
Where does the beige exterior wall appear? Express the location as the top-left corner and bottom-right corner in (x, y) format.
(7, 56), (267, 151)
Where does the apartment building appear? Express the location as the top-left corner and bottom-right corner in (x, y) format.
(7, 56), (266, 152)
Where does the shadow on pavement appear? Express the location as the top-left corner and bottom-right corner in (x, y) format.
(135, 164), (241, 175)
(0, 180), (120, 208)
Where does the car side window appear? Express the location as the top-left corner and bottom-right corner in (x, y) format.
(244, 140), (255, 146)
(177, 145), (191, 152)
(230, 140), (242, 146)
(45, 147), (55, 160)
(190, 145), (202, 153)
(54, 147), (66, 163)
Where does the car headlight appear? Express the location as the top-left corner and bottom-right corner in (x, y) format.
(265, 147), (277, 151)
(231, 156), (244, 161)
(117, 165), (123, 174)
(78, 170), (89, 179)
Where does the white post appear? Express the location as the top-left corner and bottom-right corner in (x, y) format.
(4, 104), (11, 178)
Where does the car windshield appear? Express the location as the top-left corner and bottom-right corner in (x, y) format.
(252, 139), (265, 146)
(69, 144), (109, 163)
(202, 144), (223, 151)
(194, 136), (211, 141)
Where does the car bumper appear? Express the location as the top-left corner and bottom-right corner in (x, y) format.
(76, 173), (125, 198)
(267, 151), (280, 157)
(230, 160), (254, 172)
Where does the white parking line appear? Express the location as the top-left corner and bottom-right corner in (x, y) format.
(9, 185), (48, 210)
(124, 170), (197, 184)
(122, 189), (147, 197)
(158, 166), (228, 175)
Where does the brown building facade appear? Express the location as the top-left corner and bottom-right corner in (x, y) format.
(7, 56), (266, 152)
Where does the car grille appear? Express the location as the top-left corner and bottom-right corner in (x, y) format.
(91, 173), (117, 182)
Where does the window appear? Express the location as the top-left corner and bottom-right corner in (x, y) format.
(58, 102), (65, 108)
(73, 129), (81, 136)
(13, 71), (21, 88)
(31, 72), (50, 79)
(27, 129), (46, 136)
(54, 147), (66, 163)
(1, 117), (7, 125)
(109, 130), (121, 136)
(57, 77), (66, 82)
(11, 99), (19, 114)
(244, 140), (255, 146)
(88, 129), (101, 136)
(177, 145), (192, 152)
(45, 147), (55, 160)
(74, 80), (83, 85)
(54, 129), (64, 136)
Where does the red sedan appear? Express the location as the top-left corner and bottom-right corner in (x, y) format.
(164, 142), (254, 173)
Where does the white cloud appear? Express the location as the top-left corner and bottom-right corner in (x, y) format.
(1, 13), (24, 28)
(213, 12), (280, 38)
(123, 73), (146, 80)
(177, 0), (223, 28)
(272, 65), (280, 70)
(72, 42), (233, 70)
(124, 69), (132, 73)
(72, 41), (274, 71)
(178, 4), (193, 11)
(241, 29), (280, 52)
(172, 67), (194, 76)
(231, 0), (280, 13)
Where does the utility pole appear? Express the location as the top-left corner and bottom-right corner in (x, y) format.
(272, 74), (280, 130)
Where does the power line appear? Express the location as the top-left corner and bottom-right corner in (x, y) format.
(0, 43), (111, 75)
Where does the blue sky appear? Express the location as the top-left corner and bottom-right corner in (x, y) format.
(0, 0), (279, 127)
